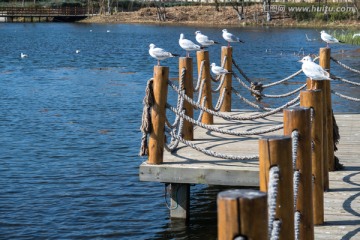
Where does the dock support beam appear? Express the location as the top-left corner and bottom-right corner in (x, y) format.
(300, 90), (324, 225)
(169, 183), (190, 220)
(217, 189), (267, 240)
(220, 46), (232, 112)
(284, 107), (314, 240)
(259, 136), (294, 240)
(148, 66), (169, 165)
(179, 57), (194, 140)
(196, 50), (213, 124)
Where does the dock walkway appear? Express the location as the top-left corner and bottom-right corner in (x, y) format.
(139, 111), (360, 239)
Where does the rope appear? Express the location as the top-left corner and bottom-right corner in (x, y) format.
(194, 60), (205, 92)
(263, 69), (303, 88)
(214, 88), (227, 111)
(333, 76), (360, 86)
(271, 220), (281, 240)
(331, 90), (360, 102)
(165, 127), (259, 160)
(196, 78), (207, 104)
(139, 79), (154, 156)
(164, 110), (184, 152)
(262, 84), (307, 98)
(330, 56), (360, 74)
(233, 71), (260, 95)
(292, 130), (301, 240)
(295, 211), (301, 240)
(212, 75), (225, 93)
(167, 103), (284, 136)
(268, 166), (280, 239)
(232, 59), (253, 84)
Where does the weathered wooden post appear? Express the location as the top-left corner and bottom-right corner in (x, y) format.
(179, 57), (194, 140)
(148, 66), (168, 165)
(196, 50), (213, 124)
(217, 189), (267, 240)
(169, 183), (190, 220)
(300, 90), (324, 225)
(259, 136), (294, 240)
(306, 79), (329, 191)
(284, 107), (314, 240)
(220, 46), (232, 112)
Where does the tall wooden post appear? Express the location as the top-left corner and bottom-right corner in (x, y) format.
(148, 66), (169, 165)
(179, 57), (194, 140)
(284, 107), (314, 240)
(196, 50), (213, 124)
(259, 136), (294, 240)
(319, 47), (335, 172)
(306, 79), (329, 191)
(217, 189), (267, 240)
(220, 46), (232, 112)
(300, 90), (324, 225)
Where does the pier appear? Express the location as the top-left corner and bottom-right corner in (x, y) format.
(0, 7), (92, 22)
(139, 46), (360, 239)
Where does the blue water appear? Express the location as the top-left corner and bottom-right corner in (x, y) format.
(0, 23), (359, 239)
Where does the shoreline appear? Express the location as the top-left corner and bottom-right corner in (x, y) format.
(80, 5), (360, 29)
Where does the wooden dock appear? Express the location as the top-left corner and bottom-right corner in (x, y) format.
(139, 111), (360, 239)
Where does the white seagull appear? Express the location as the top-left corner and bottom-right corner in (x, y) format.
(320, 30), (343, 48)
(195, 31), (218, 47)
(353, 33), (360, 39)
(149, 43), (179, 66)
(299, 56), (331, 86)
(222, 29), (244, 47)
(211, 63), (231, 76)
(179, 33), (201, 57)
(76, 49), (80, 54)
(20, 53), (28, 58)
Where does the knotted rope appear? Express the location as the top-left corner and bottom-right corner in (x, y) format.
(139, 79), (154, 156)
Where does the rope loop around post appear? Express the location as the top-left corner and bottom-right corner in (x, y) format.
(139, 78), (154, 156)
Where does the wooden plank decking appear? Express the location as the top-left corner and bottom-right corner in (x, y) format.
(139, 111), (360, 239)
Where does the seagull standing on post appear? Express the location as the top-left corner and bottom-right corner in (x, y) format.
(211, 63), (231, 76)
(222, 29), (244, 47)
(195, 31), (219, 47)
(149, 43), (179, 66)
(179, 33), (201, 57)
(320, 30), (343, 48)
(299, 56), (331, 88)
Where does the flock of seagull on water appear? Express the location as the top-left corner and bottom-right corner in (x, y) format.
(149, 29), (357, 82)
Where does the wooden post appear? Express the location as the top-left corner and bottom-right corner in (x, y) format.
(217, 189), (267, 240)
(300, 90), (324, 225)
(284, 107), (314, 240)
(259, 136), (294, 240)
(179, 57), (194, 140)
(306, 79), (329, 191)
(196, 50), (213, 124)
(148, 66), (169, 165)
(319, 47), (335, 172)
(220, 46), (232, 112)
(170, 183), (190, 220)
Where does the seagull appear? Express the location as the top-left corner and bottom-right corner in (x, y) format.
(20, 53), (28, 58)
(320, 30), (343, 48)
(195, 31), (218, 47)
(179, 33), (201, 57)
(222, 29), (244, 47)
(107, 30), (110, 33)
(76, 50), (80, 54)
(299, 56), (331, 88)
(353, 33), (360, 39)
(149, 43), (179, 66)
(211, 63), (231, 76)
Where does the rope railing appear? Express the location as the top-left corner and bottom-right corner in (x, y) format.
(212, 75), (226, 93)
(263, 69), (303, 88)
(331, 90), (360, 102)
(333, 75), (360, 86)
(139, 78), (154, 156)
(214, 88), (227, 111)
(167, 102), (284, 137)
(194, 60), (205, 92)
(165, 126), (259, 161)
(291, 130), (301, 240)
(232, 59), (253, 84)
(262, 84), (307, 99)
(330, 56), (360, 74)
(268, 166), (280, 240)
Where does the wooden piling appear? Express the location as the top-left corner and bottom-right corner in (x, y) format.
(196, 51), (213, 124)
(170, 183), (190, 220)
(284, 107), (314, 240)
(300, 90), (324, 225)
(306, 79), (329, 191)
(319, 47), (335, 172)
(179, 57), (194, 140)
(259, 136), (294, 240)
(220, 46), (232, 112)
(217, 189), (267, 240)
(148, 66), (169, 165)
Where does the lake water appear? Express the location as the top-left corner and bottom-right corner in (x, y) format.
(0, 23), (359, 239)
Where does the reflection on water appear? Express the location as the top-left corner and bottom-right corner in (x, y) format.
(0, 23), (359, 239)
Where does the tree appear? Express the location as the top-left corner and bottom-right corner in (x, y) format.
(230, 0), (245, 21)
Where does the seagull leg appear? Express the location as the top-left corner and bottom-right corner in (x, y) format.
(157, 60), (160, 66)
(227, 42), (230, 47)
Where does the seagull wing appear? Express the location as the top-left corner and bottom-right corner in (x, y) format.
(303, 62), (331, 80)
